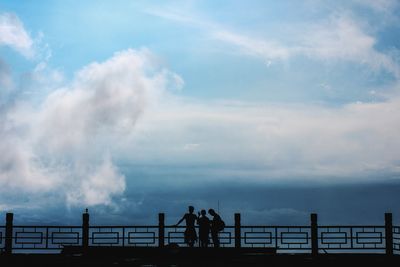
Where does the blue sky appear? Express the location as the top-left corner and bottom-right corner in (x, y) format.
(2, 0), (399, 102)
(1, 0), (400, 224)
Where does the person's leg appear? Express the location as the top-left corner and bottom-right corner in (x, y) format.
(214, 232), (220, 248)
(211, 230), (219, 248)
(188, 233), (194, 247)
(184, 228), (190, 247)
(204, 234), (209, 247)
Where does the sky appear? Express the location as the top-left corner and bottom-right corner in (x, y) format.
(1, 0), (400, 225)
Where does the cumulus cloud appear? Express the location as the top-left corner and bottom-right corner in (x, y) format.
(0, 48), (182, 207)
(34, 49), (165, 153)
(0, 12), (33, 58)
(0, 135), (60, 192)
(66, 157), (126, 206)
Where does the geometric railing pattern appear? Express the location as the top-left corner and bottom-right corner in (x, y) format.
(1, 225), (397, 254)
(1, 213), (399, 255)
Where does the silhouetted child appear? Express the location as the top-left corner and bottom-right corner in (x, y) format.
(176, 206), (198, 247)
(197, 209), (210, 247)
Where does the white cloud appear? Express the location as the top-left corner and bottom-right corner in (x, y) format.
(299, 15), (400, 77)
(122, 93), (400, 182)
(223, 15), (399, 77)
(1, 6), (400, 212)
(0, 13), (33, 58)
(0, 136), (61, 192)
(34, 49), (161, 153)
(66, 157), (125, 206)
(212, 30), (291, 62)
(0, 48), (183, 207)
(300, 15), (375, 60)
(1, 45), (400, 212)
(147, 8), (292, 63)
(352, 0), (398, 13)
(0, 58), (12, 90)
(149, 7), (400, 78)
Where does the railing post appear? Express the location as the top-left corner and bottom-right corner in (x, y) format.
(82, 210), (89, 251)
(311, 213), (318, 256)
(385, 213), (393, 256)
(235, 213), (241, 248)
(5, 213), (13, 255)
(159, 213), (165, 248)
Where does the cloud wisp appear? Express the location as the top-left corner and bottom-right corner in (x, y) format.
(352, 0), (399, 14)
(147, 6), (400, 77)
(0, 12), (33, 58)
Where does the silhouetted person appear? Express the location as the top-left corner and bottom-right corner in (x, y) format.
(176, 206), (198, 247)
(209, 209), (224, 248)
(197, 209), (210, 247)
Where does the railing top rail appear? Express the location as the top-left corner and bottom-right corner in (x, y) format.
(88, 225), (159, 228)
(240, 225), (310, 228)
(13, 225), (82, 228)
(318, 225), (385, 228)
(6, 224), (396, 228)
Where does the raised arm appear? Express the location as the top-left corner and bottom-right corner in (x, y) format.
(175, 214), (186, 226)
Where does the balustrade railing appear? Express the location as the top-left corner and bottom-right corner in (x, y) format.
(0, 212), (398, 255)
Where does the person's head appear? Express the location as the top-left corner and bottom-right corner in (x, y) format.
(208, 209), (216, 216)
(188, 206), (194, 213)
(201, 209), (206, 216)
